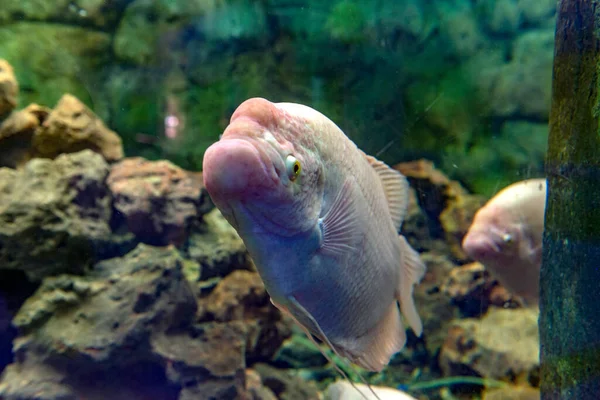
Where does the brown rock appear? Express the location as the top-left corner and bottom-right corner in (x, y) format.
(0, 150), (112, 281)
(186, 208), (250, 281)
(483, 385), (540, 400)
(32, 94), (123, 162)
(402, 188), (432, 251)
(439, 308), (539, 382)
(198, 270), (292, 361)
(441, 262), (520, 317)
(395, 159), (456, 187)
(0, 59), (18, 117)
(411, 252), (458, 355)
(439, 193), (486, 261)
(155, 321), (247, 379)
(107, 157), (212, 246)
(245, 369), (278, 400)
(201, 270), (268, 322)
(253, 363), (321, 400)
(395, 159), (485, 260)
(177, 369), (278, 400)
(394, 159), (467, 228)
(1, 244), (197, 400)
(177, 379), (245, 400)
(0, 104), (51, 168)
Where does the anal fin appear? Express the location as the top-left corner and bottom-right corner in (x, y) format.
(270, 297), (382, 400)
(336, 301), (406, 373)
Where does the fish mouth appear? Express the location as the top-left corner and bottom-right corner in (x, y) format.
(462, 232), (501, 262)
(203, 134), (281, 204)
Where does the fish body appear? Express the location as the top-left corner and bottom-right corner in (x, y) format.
(461, 178), (546, 305)
(326, 381), (417, 400)
(202, 98), (426, 371)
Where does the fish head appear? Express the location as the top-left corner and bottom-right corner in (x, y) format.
(461, 204), (526, 264)
(203, 97), (324, 237)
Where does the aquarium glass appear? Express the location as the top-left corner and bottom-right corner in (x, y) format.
(0, 1), (556, 399)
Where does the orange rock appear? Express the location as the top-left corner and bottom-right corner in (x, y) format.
(483, 385), (540, 400)
(0, 59), (18, 117)
(394, 159), (485, 261)
(441, 262), (520, 317)
(32, 94), (124, 162)
(107, 157), (211, 246)
(0, 104), (50, 168)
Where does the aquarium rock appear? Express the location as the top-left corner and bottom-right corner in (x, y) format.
(0, 61), (124, 167)
(439, 193), (487, 262)
(394, 159), (485, 260)
(400, 187), (431, 252)
(395, 159), (471, 231)
(441, 262), (518, 318)
(0, 240), (296, 399)
(32, 94), (123, 162)
(407, 251), (457, 359)
(196, 270), (292, 359)
(252, 363), (321, 400)
(0, 59), (17, 118)
(107, 157), (211, 246)
(483, 384), (540, 400)
(0, 103), (50, 168)
(0, 150), (111, 281)
(177, 367), (280, 400)
(439, 307), (539, 382)
(185, 208), (250, 281)
(0, 244), (195, 400)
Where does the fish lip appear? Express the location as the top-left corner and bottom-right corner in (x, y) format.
(203, 138), (276, 206)
(462, 232), (501, 261)
(220, 123), (284, 184)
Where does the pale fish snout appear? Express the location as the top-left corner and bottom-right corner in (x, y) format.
(203, 139), (269, 198)
(462, 231), (501, 262)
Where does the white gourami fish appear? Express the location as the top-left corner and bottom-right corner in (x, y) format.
(202, 97), (426, 372)
(462, 178), (546, 305)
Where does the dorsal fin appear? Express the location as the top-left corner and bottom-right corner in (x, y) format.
(363, 153), (410, 231)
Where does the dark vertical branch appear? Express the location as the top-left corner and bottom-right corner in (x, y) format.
(540, 1), (600, 399)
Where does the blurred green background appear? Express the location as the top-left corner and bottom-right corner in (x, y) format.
(0, 0), (555, 195)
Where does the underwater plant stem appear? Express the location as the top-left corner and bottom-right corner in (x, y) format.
(541, 0), (600, 399)
(403, 376), (507, 391)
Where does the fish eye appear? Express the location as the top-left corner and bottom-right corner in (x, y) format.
(503, 234), (513, 244)
(286, 155), (301, 181)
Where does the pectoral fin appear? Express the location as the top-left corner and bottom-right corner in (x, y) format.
(319, 178), (363, 257)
